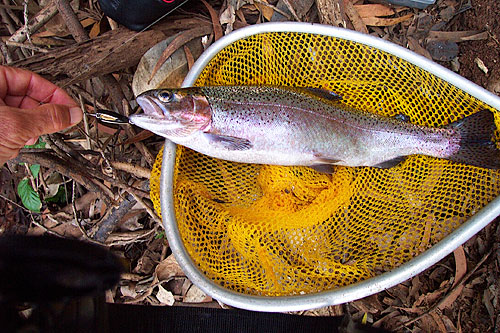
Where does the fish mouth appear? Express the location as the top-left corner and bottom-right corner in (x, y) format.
(136, 94), (164, 117)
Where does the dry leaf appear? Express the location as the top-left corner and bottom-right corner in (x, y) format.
(452, 246), (467, 288)
(362, 13), (413, 27)
(353, 4), (395, 18)
(89, 22), (101, 39)
(430, 312), (448, 333)
(255, 1), (275, 21)
(220, 3), (236, 33)
(426, 31), (488, 43)
(155, 254), (185, 281)
(201, 0), (223, 41)
(475, 58), (489, 74)
(147, 26), (212, 84)
(120, 284), (138, 298)
(156, 285), (175, 306)
(133, 250), (160, 275)
(344, 0), (368, 34)
(407, 37), (433, 61)
(183, 45), (194, 71)
(184, 284), (212, 303)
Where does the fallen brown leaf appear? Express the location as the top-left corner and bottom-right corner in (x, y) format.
(255, 0), (274, 21)
(362, 13), (413, 27)
(201, 0), (223, 41)
(353, 4), (395, 18)
(157, 284), (175, 305)
(344, 0), (368, 34)
(426, 31), (489, 43)
(147, 25), (212, 84)
(184, 284), (212, 303)
(452, 246), (467, 288)
(430, 312), (448, 333)
(184, 45), (194, 71)
(155, 254), (185, 281)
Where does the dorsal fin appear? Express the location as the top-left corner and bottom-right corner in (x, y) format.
(299, 87), (342, 102)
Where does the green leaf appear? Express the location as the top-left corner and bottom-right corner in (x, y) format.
(45, 185), (67, 204)
(29, 164), (40, 179)
(24, 138), (46, 149)
(17, 178), (42, 212)
(154, 231), (165, 240)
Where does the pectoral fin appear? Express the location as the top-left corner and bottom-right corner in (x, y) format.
(300, 87), (342, 102)
(204, 133), (253, 151)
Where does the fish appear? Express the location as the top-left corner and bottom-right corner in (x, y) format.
(129, 86), (500, 171)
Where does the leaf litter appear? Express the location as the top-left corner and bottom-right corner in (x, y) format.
(0, 0), (499, 330)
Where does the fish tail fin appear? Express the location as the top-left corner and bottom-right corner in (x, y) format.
(446, 110), (500, 169)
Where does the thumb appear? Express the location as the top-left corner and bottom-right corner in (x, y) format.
(0, 104), (82, 164)
(22, 103), (83, 137)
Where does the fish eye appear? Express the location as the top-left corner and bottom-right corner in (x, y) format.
(158, 91), (173, 103)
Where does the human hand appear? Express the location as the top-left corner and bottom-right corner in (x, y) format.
(0, 66), (83, 166)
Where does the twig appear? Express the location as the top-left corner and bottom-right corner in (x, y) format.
(122, 101), (155, 167)
(23, 163), (37, 191)
(93, 193), (137, 242)
(30, 218), (65, 238)
(147, 24), (212, 83)
(110, 161), (151, 179)
(107, 228), (157, 247)
(0, 193), (32, 214)
(282, 0), (301, 21)
(55, 0), (89, 43)
(0, 4), (23, 10)
(22, 0), (32, 53)
(253, 0), (292, 20)
(79, 94), (92, 150)
(9, 0), (59, 43)
(69, 86), (109, 110)
(13, 151), (114, 204)
(71, 181), (104, 245)
(130, 192), (162, 226)
(0, 7), (17, 35)
(0, 39), (13, 63)
(396, 248), (493, 330)
(2, 0), (22, 26)
(200, 0), (222, 40)
(5, 40), (49, 53)
(99, 75), (126, 114)
(42, 135), (70, 160)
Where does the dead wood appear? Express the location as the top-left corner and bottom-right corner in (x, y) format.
(10, 18), (208, 87)
(93, 193), (136, 242)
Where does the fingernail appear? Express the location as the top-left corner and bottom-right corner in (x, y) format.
(69, 107), (83, 125)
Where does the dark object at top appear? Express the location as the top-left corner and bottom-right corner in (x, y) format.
(98, 0), (189, 31)
(383, 0), (435, 9)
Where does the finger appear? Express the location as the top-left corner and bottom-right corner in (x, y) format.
(0, 104), (82, 147)
(0, 66), (77, 107)
(27, 104), (83, 136)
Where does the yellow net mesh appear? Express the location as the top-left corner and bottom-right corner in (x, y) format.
(149, 32), (500, 296)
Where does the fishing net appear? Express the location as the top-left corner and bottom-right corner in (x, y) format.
(149, 32), (500, 296)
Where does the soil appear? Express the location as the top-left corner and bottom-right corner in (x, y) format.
(459, 0), (500, 92)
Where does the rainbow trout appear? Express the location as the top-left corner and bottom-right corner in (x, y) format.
(130, 86), (500, 170)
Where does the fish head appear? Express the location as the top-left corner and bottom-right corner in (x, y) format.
(130, 88), (211, 138)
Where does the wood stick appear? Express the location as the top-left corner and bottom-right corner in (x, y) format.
(8, 0), (58, 43)
(10, 18), (207, 86)
(55, 0), (89, 43)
